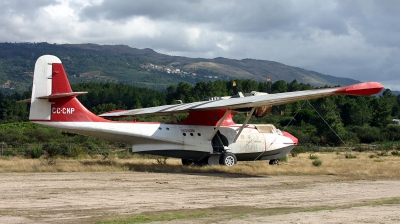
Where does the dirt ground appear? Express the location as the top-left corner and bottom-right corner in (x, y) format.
(0, 172), (400, 223)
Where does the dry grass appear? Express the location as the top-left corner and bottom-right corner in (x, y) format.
(1, 152), (400, 179)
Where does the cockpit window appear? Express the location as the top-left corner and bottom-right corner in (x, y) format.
(255, 124), (277, 133)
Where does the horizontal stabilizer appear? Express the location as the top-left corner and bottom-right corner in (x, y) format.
(37, 92), (88, 99)
(17, 98), (32, 103)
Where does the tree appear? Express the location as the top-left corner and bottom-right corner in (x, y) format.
(91, 103), (117, 115)
(351, 97), (373, 126)
(371, 97), (392, 128)
(311, 98), (346, 144)
(272, 80), (288, 93)
(132, 98), (142, 109)
(288, 79), (300, 92)
(176, 82), (193, 103)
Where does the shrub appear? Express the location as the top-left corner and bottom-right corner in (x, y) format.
(309, 154), (319, 160)
(30, 145), (43, 159)
(102, 149), (111, 159)
(279, 155), (288, 162)
(66, 145), (88, 158)
(350, 126), (382, 143)
(379, 142), (395, 151)
(345, 153), (357, 159)
(117, 149), (133, 159)
(352, 146), (367, 152)
(376, 151), (389, 156)
(84, 142), (100, 156)
(291, 144), (320, 154)
(312, 159), (322, 166)
(290, 151), (298, 157)
(382, 125), (400, 141)
(292, 146), (307, 154)
(369, 154), (377, 159)
(156, 157), (168, 165)
(343, 131), (360, 144)
(391, 151), (399, 156)
(43, 142), (68, 158)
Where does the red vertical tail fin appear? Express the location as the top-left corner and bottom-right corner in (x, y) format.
(29, 55), (107, 122)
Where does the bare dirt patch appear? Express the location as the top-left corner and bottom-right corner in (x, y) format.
(0, 172), (400, 223)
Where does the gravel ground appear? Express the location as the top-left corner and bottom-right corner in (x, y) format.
(0, 172), (399, 223)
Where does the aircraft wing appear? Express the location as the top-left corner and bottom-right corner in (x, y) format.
(99, 82), (383, 117)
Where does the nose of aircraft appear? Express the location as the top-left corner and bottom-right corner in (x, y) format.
(282, 131), (298, 145)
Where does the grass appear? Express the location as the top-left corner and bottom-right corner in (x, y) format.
(95, 197), (400, 223)
(309, 154), (319, 160)
(1, 152), (400, 179)
(96, 209), (220, 224)
(345, 153), (357, 159)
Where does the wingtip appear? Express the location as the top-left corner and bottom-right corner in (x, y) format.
(334, 82), (384, 96)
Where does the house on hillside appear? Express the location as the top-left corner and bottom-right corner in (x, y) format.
(392, 119), (400, 124)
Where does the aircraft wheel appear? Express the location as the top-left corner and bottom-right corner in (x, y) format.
(181, 159), (194, 166)
(269, 159), (279, 165)
(219, 152), (237, 166)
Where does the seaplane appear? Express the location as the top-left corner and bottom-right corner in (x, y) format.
(29, 55), (383, 166)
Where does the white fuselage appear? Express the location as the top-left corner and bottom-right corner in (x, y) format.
(34, 121), (296, 161)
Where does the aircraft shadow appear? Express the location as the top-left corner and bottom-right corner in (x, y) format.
(124, 164), (267, 178)
(81, 160), (268, 178)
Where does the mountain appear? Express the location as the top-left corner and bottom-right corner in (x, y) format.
(0, 42), (360, 93)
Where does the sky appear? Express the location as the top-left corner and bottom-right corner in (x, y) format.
(1, 0), (399, 90)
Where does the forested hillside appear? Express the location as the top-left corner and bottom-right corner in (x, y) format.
(0, 42), (361, 93)
(0, 42), (202, 92)
(1, 78), (399, 158)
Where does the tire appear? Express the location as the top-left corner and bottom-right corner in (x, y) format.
(219, 152), (237, 166)
(181, 158), (194, 166)
(269, 159), (279, 165)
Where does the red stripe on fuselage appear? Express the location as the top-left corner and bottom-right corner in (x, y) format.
(49, 97), (109, 122)
(179, 110), (235, 126)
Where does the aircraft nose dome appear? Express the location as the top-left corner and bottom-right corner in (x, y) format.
(282, 131), (298, 145)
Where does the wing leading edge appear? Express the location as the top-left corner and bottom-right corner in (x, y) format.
(99, 82), (383, 117)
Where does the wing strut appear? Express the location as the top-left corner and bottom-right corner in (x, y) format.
(208, 110), (231, 141)
(233, 107), (256, 142)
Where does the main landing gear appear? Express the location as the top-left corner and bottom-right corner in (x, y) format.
(181, 151), (237, 167)
(219, 152), (237, 166)
(269, 159), (279, 165)
(181, 158), (194, 166)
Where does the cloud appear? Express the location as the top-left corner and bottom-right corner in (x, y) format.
(0, 0), (57, 18)
(0, 0), (399, 90)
